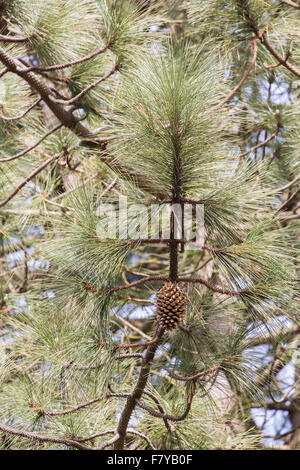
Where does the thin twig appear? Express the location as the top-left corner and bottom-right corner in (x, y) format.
(236, 118), (281, 160)
(0, 153), (60, 208)
(276, 175), (300, 192)
(51, 63), (120, 105)
(264, 49), (292, 70)
(0, 67), (8, 78)
(53, 173), (98, 201)
(0, 123), (62, 162)
(41, 196), (73, 212)
(107, 276), (168, 293)
(24, 43), (110, 72)
(215, 39), (257, 109)
(98, 433), (120, 450)
(269, 378), (299, 405)
(123, 296), (155, 306)
(281, 0), (300, 8)
(264, 424), (300, 441)
(0, 98), (42, 121)
(100, 177), (118, 197)
(117, 353), (144, 359)
(117, 335), (161, 350)
(134, 238), (186, 244)
(166, 365), (220, 382)
(276, 187), (300, 212)
(267, 147), (280, 169)
(127, 429), (156, 450)
(239, 0), (300, 77)
(0, 422), (93, 450)
(262, 38), (300, 77)
(72, 430), (115, 442)
(116, 316), (153, 342)
(34, 393), (129, 416)
(137, 383), (196, 422)
(0, 34), (29, 43)
(0, 145), (78, 208)
(142, 391), (173, 432)
(86, 273), (241, 297)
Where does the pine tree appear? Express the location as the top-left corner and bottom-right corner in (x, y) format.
(0, 0), (299, 450)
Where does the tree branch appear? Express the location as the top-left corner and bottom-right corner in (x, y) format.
(32, 393), (129, 417)
(84, 273), (242, 297)
(127, 429), (157, 450)
(215, 39), (257, 109)
(276, 187), (300, 212)
(0, 34), (29, 43)
(0, 422), (93, 450)
(0, 151), (64, 208)
(114, 326), (165, 449)
(251, 402), (291, 411)
(142, 391), (173, 432)
(276, 175), (300, 192)
(281, 0), (300, 8)
(244, 325), (299, 348)
(51, 62), (120, 106)
(177, 277), (241, 296)
(0, 67), (8, 78)
(24, 43), (110, 72)
(239, 0), (300, 77)
(0, 46), (93, 138)
(137, 383), (196, 422)
(264, 424), (300, 441)
(264, 49), (292, 70)
(0, 47), (169, 200)
(236, 116), (281, 159)
(166, 365), (220, 382)
(70, 428), (156, 449)
(117, 335), (161, 350)
(0, 123), (62, 162)
(70, 430), (115, 442)
(0, 98), (42, 122)
(262, 38), (300, 77)
(107, 275), (168, 293)
(98, 433), (120, 450)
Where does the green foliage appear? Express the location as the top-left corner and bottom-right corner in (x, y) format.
(6, 0), (99, 64)
(108, 43), (233, 198)
(0, 0), (299, 451)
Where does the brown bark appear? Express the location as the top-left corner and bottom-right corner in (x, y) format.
(114, 326), (164, 449)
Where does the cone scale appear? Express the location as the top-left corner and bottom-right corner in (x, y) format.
(156, 281), (187, 330)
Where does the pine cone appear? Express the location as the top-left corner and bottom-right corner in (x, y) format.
(156, 281), (187, 330)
